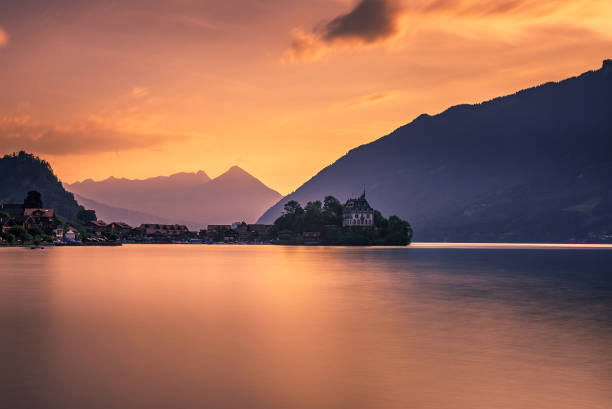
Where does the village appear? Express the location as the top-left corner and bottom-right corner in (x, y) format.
(1, 191), (412, 246)
(0, 203), (278, 245)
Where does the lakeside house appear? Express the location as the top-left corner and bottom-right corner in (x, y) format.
(65, 228), (78, 241)
(107, 222), (133, 239)
(342, 192), (374, 227)
(23, 208), (56, 231)
(86, 220), (107, 234)
(1, 203), (61, 240)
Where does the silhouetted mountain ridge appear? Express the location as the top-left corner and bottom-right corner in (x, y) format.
(67, 166), (282, 229)
(259, 60), (612, 242)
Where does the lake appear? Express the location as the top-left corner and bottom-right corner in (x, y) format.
(1, 244), (611, 409)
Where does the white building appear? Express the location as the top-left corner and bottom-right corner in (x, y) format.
(65, 229), (77, 241)
(342, 192), (374, 227)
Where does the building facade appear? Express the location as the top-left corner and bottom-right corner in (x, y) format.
(342, 193), (374, 227)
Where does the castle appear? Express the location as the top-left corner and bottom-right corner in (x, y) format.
(342, 192), (374, 227)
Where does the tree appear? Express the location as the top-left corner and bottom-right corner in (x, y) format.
(373, 210), (387, 229)
(9, 226), (33, 243)
(27, 225), (43, 237)
(283, 200), (304, 216)
(304, 200), (323, 232)
(76, 209), (97, 225)
(23, 191), (43, 208)
(323, 196), (343, 225)
(385, 216), (413, 245)
(273, 194), (414, 246)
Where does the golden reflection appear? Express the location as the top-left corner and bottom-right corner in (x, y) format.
(0, 245), (609, 408)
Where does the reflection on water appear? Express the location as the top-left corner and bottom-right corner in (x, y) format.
(1, 245), (611, 409)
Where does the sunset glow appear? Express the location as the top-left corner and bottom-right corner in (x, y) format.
(1, 0), (611, 193)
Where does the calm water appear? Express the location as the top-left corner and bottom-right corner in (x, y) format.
(1, 245), (611, 409)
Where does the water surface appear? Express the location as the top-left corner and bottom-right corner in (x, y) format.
(1, 245), (611, 409)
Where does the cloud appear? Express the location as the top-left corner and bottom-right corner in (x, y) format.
(0, 115), (187, 155)
(0, 27), (8, 47)
(131, 87), (150, 97)
(283, 0), (607, 62)
(283, 0), (403, 62)
(324, 0), (402, 42)
(344, 91), (396, 107)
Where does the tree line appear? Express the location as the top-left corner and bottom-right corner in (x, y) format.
(273, 196), (413, 245)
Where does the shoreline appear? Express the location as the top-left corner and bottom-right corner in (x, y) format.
(2, 242), (612, 249)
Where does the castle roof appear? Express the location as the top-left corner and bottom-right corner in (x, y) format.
(344, 193), (373, 212)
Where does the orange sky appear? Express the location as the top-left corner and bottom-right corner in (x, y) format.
(1, 0), (611, 194)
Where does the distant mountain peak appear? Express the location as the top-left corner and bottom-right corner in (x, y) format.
(217, 165), (254, 180)
(65, 162), (281, 228)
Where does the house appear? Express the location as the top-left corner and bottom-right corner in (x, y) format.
(65, 228), (78, 241)
(107, 222), (132, 235)
(138, 224), (190, 240)
(277, 229), (293, 241)
(342, 192), (374, 227)
(86, 220), (107, 235)
(247, 224), (273, 241)
(103, 222), (133, 241)
(23, 208), (57, 231)
(206, 225), (231, 242)
(1, 218), (19, 234)
(223, 229), (238, 243)
(233, 222), (251, 242)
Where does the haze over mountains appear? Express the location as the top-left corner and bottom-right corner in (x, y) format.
(259, 60), (612, 243)
(66, 167), (282, 230)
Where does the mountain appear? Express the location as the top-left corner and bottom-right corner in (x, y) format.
(67, 166), (282, 230)
(0, 151), (88, 221)
(259, 60), (612, 243)
(73, 194), (195, 228)
(65, 170), (211, 209)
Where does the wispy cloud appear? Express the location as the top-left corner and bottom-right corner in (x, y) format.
(131, 87), (150, 97)
(344, 91), (397, 108)
(0, 115), (188, 155)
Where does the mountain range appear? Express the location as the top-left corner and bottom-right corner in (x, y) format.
(259, 60), (612, 243)
(65, 166), (282, 230)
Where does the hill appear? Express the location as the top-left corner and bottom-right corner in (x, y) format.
(0, 151), (89, 221)
(67, 166), (283, 230)
(259, 60), (612, 243)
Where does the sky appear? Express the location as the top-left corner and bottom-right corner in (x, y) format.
(1, 0), (611, 194)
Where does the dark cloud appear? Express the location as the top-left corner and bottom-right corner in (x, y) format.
(0, 116), (187, 155)
(284, 0), (402, 61)
(323, 0), (401, 43)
